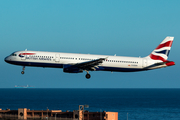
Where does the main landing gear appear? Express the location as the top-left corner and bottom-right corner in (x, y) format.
(86, 73), (91, 79)
(21, 66), (25, 74)
(85, 70), (91, 79)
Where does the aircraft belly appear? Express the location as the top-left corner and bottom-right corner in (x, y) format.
(97, 66), (143, 72)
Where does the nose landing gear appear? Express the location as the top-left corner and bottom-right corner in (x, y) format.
(21, 66), (25, 74)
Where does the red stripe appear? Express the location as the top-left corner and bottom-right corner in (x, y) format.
(155, 41), (173, 50)
(21, 53), (36, 55)
(149, 54), (166, 62)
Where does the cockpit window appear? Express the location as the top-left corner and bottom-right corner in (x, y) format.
(11, 53), (17, 56)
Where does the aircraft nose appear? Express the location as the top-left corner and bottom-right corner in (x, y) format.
(4, 56), (10, 63)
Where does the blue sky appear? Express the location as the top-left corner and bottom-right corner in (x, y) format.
(0, 0), (180, 88)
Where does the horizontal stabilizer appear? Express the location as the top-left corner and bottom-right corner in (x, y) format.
(144, 61), (175, 69)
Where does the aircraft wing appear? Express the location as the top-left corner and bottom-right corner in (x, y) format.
(74, 58), (107, 71)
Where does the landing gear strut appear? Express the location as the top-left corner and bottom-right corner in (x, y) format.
(21, 66), (25, 74)
(85, 70), (91, 79)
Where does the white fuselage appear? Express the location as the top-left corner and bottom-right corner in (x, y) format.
(5, 50), (166, 73)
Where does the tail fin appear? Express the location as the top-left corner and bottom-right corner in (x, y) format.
(146, 36), (174, 62)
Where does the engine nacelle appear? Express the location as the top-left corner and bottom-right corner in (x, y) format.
(63, 65), (83, 73)
(63, 68), (83, 73)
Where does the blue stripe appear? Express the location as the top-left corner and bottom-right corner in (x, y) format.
(5, 60), (143, 72)
(155, 50), (170, 56)
(97, 66), (143, 72)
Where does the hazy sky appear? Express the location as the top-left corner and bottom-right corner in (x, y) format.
(0, 0), (180, 88)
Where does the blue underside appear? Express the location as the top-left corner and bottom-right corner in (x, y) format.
(6, 61), (144, 72)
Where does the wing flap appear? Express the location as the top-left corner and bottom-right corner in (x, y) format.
(75, 58), (107, 70)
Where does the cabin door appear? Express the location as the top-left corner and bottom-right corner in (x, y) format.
(21, 51), (26, 60)
(55, 54), (60, 62)
(142, 58), (147, 68)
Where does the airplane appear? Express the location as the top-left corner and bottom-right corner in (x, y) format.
(4, 36), (175, 79)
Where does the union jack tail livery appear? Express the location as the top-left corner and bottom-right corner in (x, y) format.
(147, 36), (174, 61)
(145, 36), (175, 68)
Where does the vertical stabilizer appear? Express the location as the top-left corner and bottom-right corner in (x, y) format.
(146, 36), (174, 62)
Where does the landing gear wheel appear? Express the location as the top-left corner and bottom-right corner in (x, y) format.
(85, 74), (91, 79)
(21, 66), (25, 74)
(21, 71), (25, 74)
